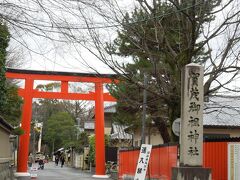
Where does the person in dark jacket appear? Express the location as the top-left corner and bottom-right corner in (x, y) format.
(38, 159), (44, 170)
(60, 153), (65, 168)
(55, 154), (59, 166)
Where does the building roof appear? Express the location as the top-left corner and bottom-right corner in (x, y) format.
(0, 116), (14, 133)
(203, 96), (240, 127)
(104, 105), (116, 113)
(204, 136), (240, 142)
(91, 104), (116, 119)
(110, 124), (132, 140)
(92, 96), (240, 131)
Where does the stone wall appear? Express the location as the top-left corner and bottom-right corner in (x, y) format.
(0, 161), (13, 180)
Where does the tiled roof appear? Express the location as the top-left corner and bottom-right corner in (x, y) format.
(104, 104), (116, 113)
(203, 96), (240, 127)
(110, 124), (132, 140)
(0, 115), (14, 132)
(204, 136), (240, 142)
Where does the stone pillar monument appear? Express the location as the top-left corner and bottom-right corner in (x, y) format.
(172, 63), (211, 180)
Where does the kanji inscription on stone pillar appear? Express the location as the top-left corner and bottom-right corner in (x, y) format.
(180, 63), (204, 166)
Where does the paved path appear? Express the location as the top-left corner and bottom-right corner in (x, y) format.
(30, 162), (110, 180)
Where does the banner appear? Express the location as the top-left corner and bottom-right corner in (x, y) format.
(134, 144), (152, 180)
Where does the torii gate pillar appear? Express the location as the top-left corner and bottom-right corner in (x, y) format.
(15, 79), (33, 177)
(93, 82), (108, 178)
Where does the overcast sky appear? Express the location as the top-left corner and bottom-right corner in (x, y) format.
(6, 0), (136, 74)
(4, 0), (240, 95)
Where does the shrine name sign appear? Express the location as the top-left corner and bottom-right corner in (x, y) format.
(180, 63), (204, 166)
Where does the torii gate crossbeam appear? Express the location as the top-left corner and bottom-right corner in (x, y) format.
(6, 68), (117, 178)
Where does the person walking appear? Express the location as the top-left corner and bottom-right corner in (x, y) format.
(55, 154), (59, 166)
(28, 153), (34, 168)
(38, 159), (44, 170)
(60, 153), (65, 168)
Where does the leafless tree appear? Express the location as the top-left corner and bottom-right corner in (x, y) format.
(2, 1), (240, 88)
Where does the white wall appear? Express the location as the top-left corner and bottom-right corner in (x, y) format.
(133, 127), (164, 146)
(0, 128), (11, 162)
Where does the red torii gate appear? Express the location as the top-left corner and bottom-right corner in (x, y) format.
(6, 68), (117, 178)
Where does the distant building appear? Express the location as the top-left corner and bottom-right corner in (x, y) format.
(129, 96), (240, 146)
(203, 95), (240, 139)
(110, 124), (132, 147)
(82, 104), (133, 147)
(128, 126), (164, 147)
(103, 105), (117, 135)
(85, 96), (240, 147)
(0, 116), (14, 180)
(83, 105), (116, 136)
(83, 121), (95, 135)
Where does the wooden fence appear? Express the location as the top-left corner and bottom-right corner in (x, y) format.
(118, 139), (240, 180)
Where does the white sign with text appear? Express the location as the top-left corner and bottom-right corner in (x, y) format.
(134, 144), (152, 180)
(228, 143), (240, 180)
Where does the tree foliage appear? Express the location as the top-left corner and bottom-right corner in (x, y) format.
(34, 82), (94, 125)
(65, 132), (89, 153)
(106, 0), (240, 142)
(0, 20), (10, 113)
(32, 82), (94, 151)
(44, 112), (76, 152)
(0, 20), (22, 126)
(2, 82), (22, 126)
(88, 134), (110, 166)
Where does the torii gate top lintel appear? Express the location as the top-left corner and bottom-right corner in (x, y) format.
(6, 68), (118, 101)
(5, 68), (117, 177)
(6, 68), (118, 83)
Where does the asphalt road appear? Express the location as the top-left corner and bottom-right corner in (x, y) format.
(30, 162), (110, 180)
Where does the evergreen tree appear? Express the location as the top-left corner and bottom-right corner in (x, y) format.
(44, 112), (77, 152)
(0, 20), (9, 112)
(0, 19), (22, 126)
(108, 1), (221, 142)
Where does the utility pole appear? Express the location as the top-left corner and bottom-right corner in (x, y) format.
(37, 122), (43, 152)
(141, 74), (147, 145)
(76, 117), (80, 140)
(33, 121), (36, 160)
